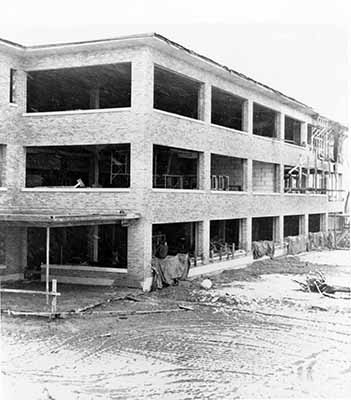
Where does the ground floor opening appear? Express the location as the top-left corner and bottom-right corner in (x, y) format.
(152, 222), (197, 258)
(210, 219), (245, 258)
(284, 215), (302, 237)
(309, 214), (321, 233)
(27, 223), (128, 275)
(252, 217), (276, 242)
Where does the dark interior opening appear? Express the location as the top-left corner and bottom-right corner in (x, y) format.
(27, 63), (131, 113)
(211, 154), (245, 191)
(252, 217), (274, 241)
(210, 219), (242, 253)
(307, 124), (313, 145)
(152, 222), (196, 256)
(27, 224), (128, 272)
(285, 116), (301, 145)
(284, 215), (300, 237)
(26, 144), (130, 188)
(309, 214), (321, 233)
(153, 145), (199, 189)
(154, 66), (201, 120)
(253, 103), (277, 138)
(211, 87), (245, 131)
(0, 225), (6, 264)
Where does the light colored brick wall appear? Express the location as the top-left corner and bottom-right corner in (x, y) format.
(211, 154), (244, 189)
(252, 160), (279, 193)
(0, 38), (346, 285)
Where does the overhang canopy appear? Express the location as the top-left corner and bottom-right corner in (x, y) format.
(0, 211), (140, 227)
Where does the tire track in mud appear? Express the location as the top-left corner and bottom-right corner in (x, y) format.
(2, 307), (351, 399)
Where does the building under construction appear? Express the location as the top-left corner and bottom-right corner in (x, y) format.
(0, 33), (348, 287)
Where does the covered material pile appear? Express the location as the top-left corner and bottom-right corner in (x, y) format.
(286, 235), (307, 255)
(286, 232), (335, 255)
(252, 241), (275, 260)
(151, 254), (190, 289)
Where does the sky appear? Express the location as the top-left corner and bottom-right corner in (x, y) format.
(0, 0), (350, 126)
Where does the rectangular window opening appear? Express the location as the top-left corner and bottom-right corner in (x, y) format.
(152, 222), (197, 257)
(284, 215), (301, 237)
(27, 224), (128, 273)
(26, 144), (130, 188)
(153, 145), (199, 190)
(154, 65), (201, 120)
(210, 219), (245, 258)
(211, 154), (246, 191)
(252, 217), (275, 242)
(10, 68), (16, 103)
(253, 161), (280, 193)
(285, 116), (302, 146)
(26, 63), (131, 113)
(309, 214), (321, 233)
(253, 103), (277, 138)
(211, 87), (245, 131)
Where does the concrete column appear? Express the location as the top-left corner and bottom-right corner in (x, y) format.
(199, 219), (210, 264)
(245, 217), (252, 253)
(277, 112), (285, 141)
(246, 159), (253, 193)
(279, 162), (284, 193)
(132, 49), (154, 114)
(199, 82), (211, 123)
(6, 144), (26, 189)
(322, 213), (329, 232)
(304, 213), (309, 234)
(130, 141), (153, 190)
(299, 215), (306, 235)
(5, 226), (27, 279)
(127, 219), (152, 287)
(200, 151), (211, 191)
(301, 122), (308, 147)
(242, 99), (253, 134)
(277, 215), (284, 244)
(17, 70), (27, 113)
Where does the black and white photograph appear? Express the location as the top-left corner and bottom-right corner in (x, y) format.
(0, 1), (350, 399)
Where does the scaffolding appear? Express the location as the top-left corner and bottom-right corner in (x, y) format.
(285, 117), (346, 200)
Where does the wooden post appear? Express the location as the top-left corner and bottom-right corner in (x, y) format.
(232, 243), (235, 259)
(51, 279), (57, 315)
(46, 226), (50, 304)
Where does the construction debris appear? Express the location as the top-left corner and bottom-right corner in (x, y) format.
(293, 270), (351, 297)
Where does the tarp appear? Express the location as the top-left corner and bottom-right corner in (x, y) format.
(286, 232), (335, 255)
(252, 241), (275, 260)
(286, 235), (307, 255)
(151, 253), (190, 289)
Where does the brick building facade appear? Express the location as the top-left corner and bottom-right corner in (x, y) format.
(0, 33), (347, 287)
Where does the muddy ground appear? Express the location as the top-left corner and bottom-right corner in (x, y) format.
(1, 251), (351, 399)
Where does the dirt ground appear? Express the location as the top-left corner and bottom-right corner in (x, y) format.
(1, 250), (351, 399)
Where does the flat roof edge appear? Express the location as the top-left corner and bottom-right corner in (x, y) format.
(0, 32), (348, 128)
